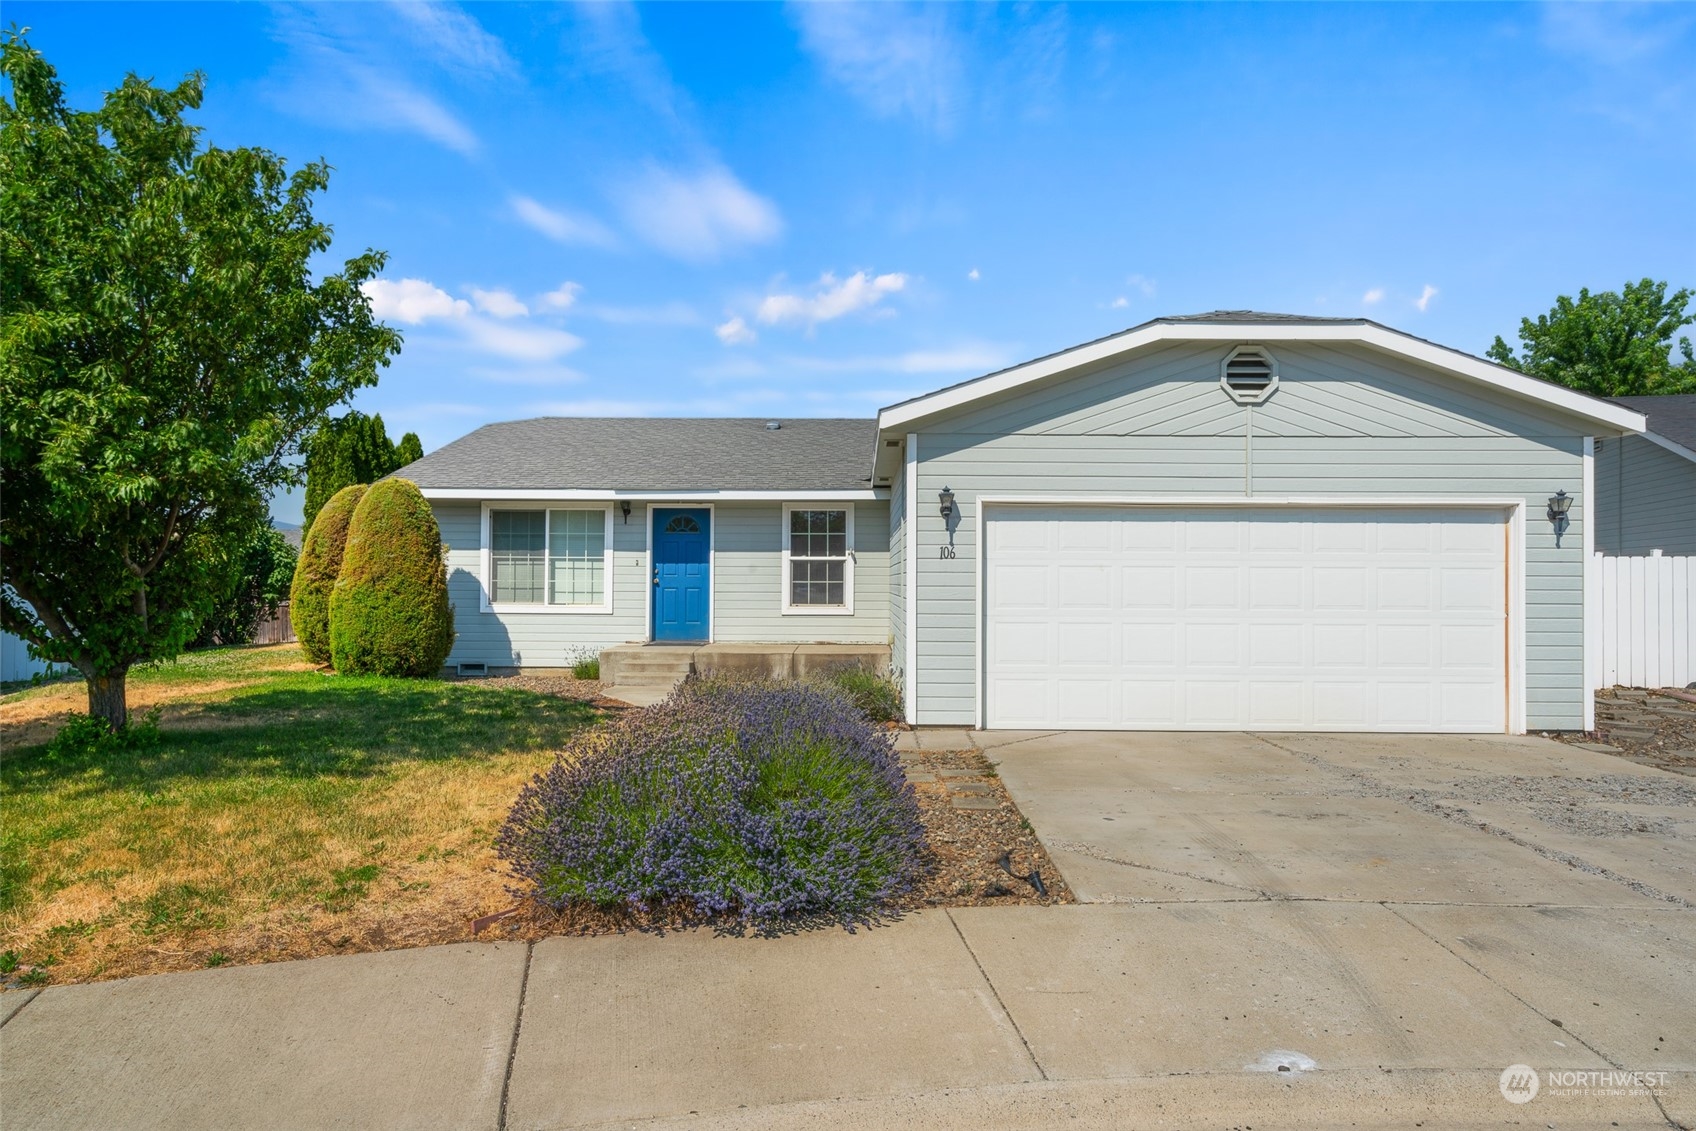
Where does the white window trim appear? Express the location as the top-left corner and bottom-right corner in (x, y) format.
(479, 502), (615, 614)
(780, 502), (856, 616)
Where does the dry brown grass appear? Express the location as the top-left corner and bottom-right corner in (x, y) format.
(1, 646), (598, 985)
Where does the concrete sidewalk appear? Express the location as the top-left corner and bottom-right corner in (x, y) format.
(3, 903), (1689, 1129)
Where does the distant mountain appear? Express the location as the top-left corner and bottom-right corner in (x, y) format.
(271, 518), (304, 550)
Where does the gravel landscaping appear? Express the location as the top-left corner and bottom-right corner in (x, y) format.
(1550, 688), (1696, 777)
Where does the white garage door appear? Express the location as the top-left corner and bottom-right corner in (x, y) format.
(984, 506), (1508, 732)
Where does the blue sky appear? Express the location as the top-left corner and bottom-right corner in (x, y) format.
(13, 2), (1695, 523)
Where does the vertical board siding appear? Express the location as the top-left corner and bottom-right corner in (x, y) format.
(909, 341), (1595, 730)
(1594, 434), (1696, 556)
(1599, 554), (1694, 688)
(889, 459), (907, 678)
(436, 499), (890, 666)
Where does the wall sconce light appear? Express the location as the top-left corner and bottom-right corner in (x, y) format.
(1547, 489), (1572, 547)
(620, 500), (632, 524)
(938, 486), (955, 519)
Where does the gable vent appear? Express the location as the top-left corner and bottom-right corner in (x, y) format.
(1220, 345), (1278, 404)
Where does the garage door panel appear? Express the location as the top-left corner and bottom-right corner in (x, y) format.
(985, 506), (1508, 732)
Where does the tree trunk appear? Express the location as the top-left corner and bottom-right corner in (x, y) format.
(87, 669), (129, 730)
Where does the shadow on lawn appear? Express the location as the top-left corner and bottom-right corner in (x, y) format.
(2, 676), (598, 792)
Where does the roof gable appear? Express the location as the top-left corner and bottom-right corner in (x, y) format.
(876, 314), (1648, 436)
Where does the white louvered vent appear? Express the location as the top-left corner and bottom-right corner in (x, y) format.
(1220, 345), (1279, 404)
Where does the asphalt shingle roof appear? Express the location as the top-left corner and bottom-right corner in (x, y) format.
(1610, 395), (1696, 451)
(395, 417), (877, 491)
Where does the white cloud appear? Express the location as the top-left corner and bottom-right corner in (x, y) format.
(362, 278), (471, 324)
(1110, 296), (1130, 309)
(1125, 273), (1157, 297)
(510, 195), (619, 248)
(967, 267), (981, 281)
(585, 302), (701, 326)
(716, 316), (758, 346)
(791, 2), (963, 132)
(1362, 287), (1385, 306)
(538, 282), (583, 311)
(363, 275), (581, 363)
(470, 288), (528, 319)
(387, 1), (518, 79)
(757, 271), (908, 326)
(460, 319), (583, 363)
(263, 7), (485, 155)
(784, 344), (1013, 375)
(616, 166), (783, 261)
(1416, 284), (1439, 313)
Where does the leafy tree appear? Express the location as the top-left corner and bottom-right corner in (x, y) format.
(329, 478), (454, 677)
(1488, 279), (1696, 397)
(192, 521), (297, 647)
(289, 483), (366, 665)
(301, 411), (423, 532)
(0, 35), (402, 728)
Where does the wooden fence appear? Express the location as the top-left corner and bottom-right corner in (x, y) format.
(1597, 553), (1693, 689)
(253, 602), (296, 645)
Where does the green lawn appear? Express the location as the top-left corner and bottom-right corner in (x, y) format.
(0, 646), (597, 983)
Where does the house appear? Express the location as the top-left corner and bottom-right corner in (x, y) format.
(1596, 395), (1696, 556)
(398, 312), (1650, 735)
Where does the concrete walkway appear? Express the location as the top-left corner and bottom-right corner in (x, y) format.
(4, 731), (1693, 1129)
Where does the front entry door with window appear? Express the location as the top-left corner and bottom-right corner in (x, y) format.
(652, 508), (710, 641)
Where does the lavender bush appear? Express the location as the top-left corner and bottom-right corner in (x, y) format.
(496, 677), (927, 927)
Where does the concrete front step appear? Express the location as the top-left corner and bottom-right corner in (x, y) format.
(600, 643), (890, 687)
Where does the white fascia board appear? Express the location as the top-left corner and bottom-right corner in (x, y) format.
(1640, 429), (1696, 465)
(418, 488), (888, 502)
(876, 321), (1649, 434)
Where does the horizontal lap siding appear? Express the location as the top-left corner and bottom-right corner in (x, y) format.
(1595, 434), (1696, 556)
(435, 502), (649, 668)
(910, 340), (1592, 730)
(438, 501), (892, 661)
(711, 501), (890, 643)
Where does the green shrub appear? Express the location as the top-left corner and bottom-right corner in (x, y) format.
(571, 652), (600, 681)
(826, 666), (903, 723)
(289, 484), (367, 665)
(329, 478), (455, 677)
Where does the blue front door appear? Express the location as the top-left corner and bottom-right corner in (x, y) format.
(652, 508), (710, 641)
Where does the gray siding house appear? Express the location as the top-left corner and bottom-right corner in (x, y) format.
(400, 313), (1650, 735)
(1596, 395), (1696, 557)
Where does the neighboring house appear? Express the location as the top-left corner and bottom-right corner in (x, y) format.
(1596, 395), (1696, 556)
(399, 312), (1649, 735)
(2, 629), (52, 683)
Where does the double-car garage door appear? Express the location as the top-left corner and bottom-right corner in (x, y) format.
(985, 505), (1509, 732)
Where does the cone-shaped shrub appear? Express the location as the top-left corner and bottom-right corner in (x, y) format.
(289, 483), (367, 664)
(329, 477), (455, 677)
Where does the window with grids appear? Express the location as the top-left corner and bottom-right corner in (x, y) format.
(489, 509), (607, 606)
(787, 508), (849, 608)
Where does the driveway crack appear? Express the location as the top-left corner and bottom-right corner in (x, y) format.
(944, 909), (1049, 1081)
(1247, 734), (1692, 910)
(1383, 904), (1687, 1130)
(497, 941), (535, 1131)
(1046, 840), (1274, 898)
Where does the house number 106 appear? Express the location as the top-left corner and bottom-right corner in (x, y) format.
(938, 545), (956, 559)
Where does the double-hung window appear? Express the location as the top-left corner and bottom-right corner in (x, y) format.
(486, 507), (611, 611)
(783, 505), (853, 614)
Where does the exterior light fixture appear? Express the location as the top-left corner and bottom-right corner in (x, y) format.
(1547, 489), (1572, 547)
(620, 500), (632, 523)
(939, 486), (955, 519)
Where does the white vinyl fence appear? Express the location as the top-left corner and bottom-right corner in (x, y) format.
(1596, 553), (1694, 689)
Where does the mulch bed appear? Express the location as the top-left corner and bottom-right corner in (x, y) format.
(480, 742), (1072, 940)
(1549, 688), (1696, 777)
